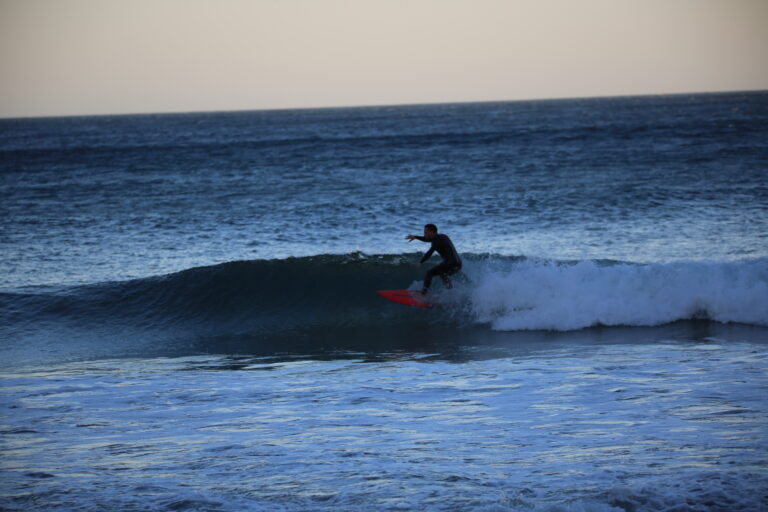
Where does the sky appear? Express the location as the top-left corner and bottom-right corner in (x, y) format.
(1, 0), (766, 118)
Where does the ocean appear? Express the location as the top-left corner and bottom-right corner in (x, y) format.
(1, 91), (767, 511)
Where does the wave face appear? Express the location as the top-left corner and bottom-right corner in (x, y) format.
(2, 254), (767, 364)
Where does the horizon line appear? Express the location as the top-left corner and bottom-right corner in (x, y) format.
(2, 87), (765, 121)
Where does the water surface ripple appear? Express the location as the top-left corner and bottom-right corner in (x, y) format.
(2, 342), (766, 511)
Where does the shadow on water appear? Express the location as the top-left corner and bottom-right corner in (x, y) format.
(177, 319), (768, 368)
(4, 316), (767, 369)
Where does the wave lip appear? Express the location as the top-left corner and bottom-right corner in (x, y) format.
(469, 257), (768, 331)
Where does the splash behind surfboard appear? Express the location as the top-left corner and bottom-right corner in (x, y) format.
(376, 290), (432, 308)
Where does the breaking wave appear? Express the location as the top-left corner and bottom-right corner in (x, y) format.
(1, 253), (766, 364)
(468, 256), (768, 331)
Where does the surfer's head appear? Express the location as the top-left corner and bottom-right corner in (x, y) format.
(424, 223), (438, 239)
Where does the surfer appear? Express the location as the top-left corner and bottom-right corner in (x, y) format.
(406, 224), (462, 295)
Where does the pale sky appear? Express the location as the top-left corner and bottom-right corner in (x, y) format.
(1, 0), (766, 118)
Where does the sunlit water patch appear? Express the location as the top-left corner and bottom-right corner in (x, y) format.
(2, 341), (766, 511)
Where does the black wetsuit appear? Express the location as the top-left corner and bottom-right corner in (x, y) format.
(415, 233), (462, 294)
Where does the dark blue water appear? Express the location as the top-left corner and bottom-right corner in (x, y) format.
(2, 92), (767, 290)
(2, 91), (767, 360)
(1, 92), (767, 511)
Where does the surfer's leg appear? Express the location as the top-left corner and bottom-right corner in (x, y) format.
(424, 263), (450, 294)
(440, 265), (461, 289)
(422, 267), (437, 294)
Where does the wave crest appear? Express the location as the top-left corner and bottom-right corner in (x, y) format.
(467, 257), (768, 331)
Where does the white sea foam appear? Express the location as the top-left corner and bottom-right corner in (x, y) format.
(466, 257), (768, 331)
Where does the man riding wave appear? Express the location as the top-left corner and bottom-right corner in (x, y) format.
(406, 224), (462, 296)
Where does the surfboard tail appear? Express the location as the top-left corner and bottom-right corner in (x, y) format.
(376, 289), (432, 308)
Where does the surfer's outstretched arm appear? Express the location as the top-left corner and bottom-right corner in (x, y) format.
(406, 235), (433, 266)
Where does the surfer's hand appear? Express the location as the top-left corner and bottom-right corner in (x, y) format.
(405, 234), (415, 241)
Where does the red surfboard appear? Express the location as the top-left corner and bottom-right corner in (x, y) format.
(376, 289), (432, 308)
